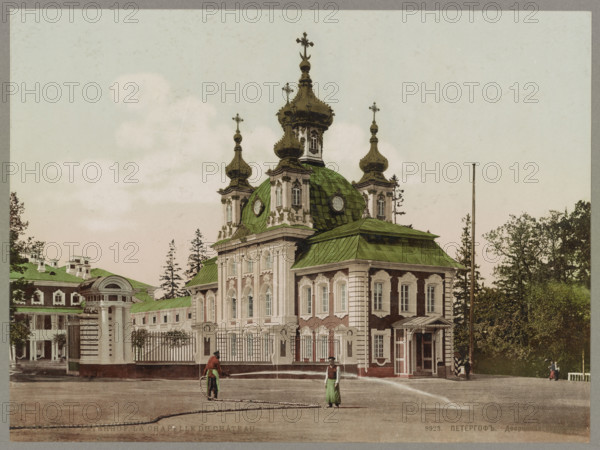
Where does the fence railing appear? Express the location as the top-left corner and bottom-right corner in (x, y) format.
(215, 332), (273, 362)
(567, 372), (590, 382)
(132, 330), (196, 363)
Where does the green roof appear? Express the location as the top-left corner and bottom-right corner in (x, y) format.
(238, 163), (366, 238)
(15, 306), (83, 314)
(10, 263), (84, 283)
(293, 218), (462, 269)
(186, 257), (218, 288)
(89, 268), (152, 291)
(131, 296), (191, 313)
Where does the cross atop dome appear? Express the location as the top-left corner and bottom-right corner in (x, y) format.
(282, 83), (294, 104)
(296, 32), (314, 60)
(232, 113), (243, 132)
(369, 102), (380, 122)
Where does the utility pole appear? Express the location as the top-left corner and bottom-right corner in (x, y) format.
(469, 163), (476, 368)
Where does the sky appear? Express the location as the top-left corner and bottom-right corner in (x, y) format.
(10, 9), (591, 289)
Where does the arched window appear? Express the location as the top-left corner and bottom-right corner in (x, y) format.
(231, 296), (237, 319)
(309, 130), (318, 152)
(228, 258), (237, 277)
(226, 202), (232, 223)
(377, 195), (385, 218)
(53, 290), (65, 305)
(275, 185), (282, 208)
(263, 251), (273, 270)
(292, 183), (301, 207)
(265, 287), (272, 316)
(208, 295), (215, 322)
(248, 292), (254, 318)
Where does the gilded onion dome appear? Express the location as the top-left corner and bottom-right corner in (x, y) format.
(221, 113), (253, 192)
(276, 32), (334, 132)
(356, 102), (393, 186)
(271, 114), (308, 173)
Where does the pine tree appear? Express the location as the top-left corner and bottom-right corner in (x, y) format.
(453, 213), (483, 358)
(159, 239), (185, 299)
(185, 228), (208, 282)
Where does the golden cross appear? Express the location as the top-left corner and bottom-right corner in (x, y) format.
(282, 83), (294, 103)
(232, 113), (243, 132)
(369, 102), (380, 121)
(296, 32), (314, 59)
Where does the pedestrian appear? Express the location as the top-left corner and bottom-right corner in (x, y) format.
(203, 350), (222, 400)
(554, 362), (560, 381)
(548, 360), (556, 380)
(464, 359), (471, 380)
(325, 356), (341, 408)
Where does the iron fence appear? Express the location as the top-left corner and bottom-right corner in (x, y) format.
(132, 330), (196, 363)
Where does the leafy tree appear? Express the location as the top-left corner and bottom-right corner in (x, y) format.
(527, 282), (590, 374)
(159, 239), (185, 299)
(9, 193), (35, 359)
(165, 330), (192, 347)
(483, 213), (545, 347)
(185, 228), (208, 282)
(452, 213), (483, 358)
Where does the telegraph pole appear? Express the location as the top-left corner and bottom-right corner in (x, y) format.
(469, 163), (476, 367)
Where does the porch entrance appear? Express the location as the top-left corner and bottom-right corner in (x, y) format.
(415, 332), (433, 373)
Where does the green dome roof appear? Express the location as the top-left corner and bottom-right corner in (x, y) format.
(239, 163), (366, 236)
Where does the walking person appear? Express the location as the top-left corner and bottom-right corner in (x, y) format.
(554, 361), (560, 381)
(325, 356), (341, 408)
(464, 359), (471, 380)
(203, 350), (222, 400)
(548, 360), (556, 380)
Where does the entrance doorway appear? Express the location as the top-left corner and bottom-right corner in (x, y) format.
(415, 332), (433, 373)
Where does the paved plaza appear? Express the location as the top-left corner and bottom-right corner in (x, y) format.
(9, 372), (590, 442)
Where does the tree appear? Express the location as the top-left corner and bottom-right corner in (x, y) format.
(159, 239), (185, 299)
(185, 228), (208, 282)
(483, 213), (545, 347)
(9, 193), (35, 361)
(452, 213), (483, 358)
(527, 281), (590, 374)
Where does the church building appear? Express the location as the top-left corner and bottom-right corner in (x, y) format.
(185, 33), (461, 377)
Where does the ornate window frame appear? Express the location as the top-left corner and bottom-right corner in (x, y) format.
(298, 277), (313, 320)
(315, 274), (330, 319)
(227, 288), (237, 320)
(262, 250), (273, 271)
(195, 293), (205, 323)
(206, 291), (216, 322)
(371, 329), (391, 365)
(425, 274), (443, 315)
(332, 271), (348, 318)
(53, 289), (66, 306)
(397, 272), (417, 315)
(32, 289), (44, 305)
(275, 182), (283, 208)
(300, 326), (314, 361)
(316, 325), (329, 361)
(70, 292), (81, 306)
(371, 270), (391, 318)
(377, 194), (386, 219)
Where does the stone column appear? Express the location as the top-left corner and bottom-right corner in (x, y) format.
(114, 306), (125, 364)
(99, 305), (110, 364)
(348, 264), (369, 373)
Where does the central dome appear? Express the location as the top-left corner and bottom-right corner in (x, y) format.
(239, 164), (366, 235)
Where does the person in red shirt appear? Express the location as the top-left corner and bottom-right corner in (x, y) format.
(203, 350), (222, 399)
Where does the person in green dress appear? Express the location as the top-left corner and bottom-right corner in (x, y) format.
(325, 356), (341, 407)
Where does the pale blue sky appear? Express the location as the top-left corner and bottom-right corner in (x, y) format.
(10, 10), (590, 287)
